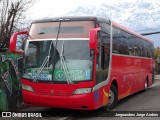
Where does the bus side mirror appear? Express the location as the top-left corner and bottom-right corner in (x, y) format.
(9, 31), (28, 54)
(89, 28), (100, 54)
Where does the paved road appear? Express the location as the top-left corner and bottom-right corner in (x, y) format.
(10, 75), (160, 120)
(115, 81), (160, 111)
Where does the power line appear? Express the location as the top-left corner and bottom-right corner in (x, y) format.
(141, 31), (160, 36)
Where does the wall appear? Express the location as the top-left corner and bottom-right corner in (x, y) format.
(0, 52), (23, 111)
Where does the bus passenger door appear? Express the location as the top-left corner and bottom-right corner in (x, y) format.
(96, 30), (110, 85)
(94, 30), (111, 107)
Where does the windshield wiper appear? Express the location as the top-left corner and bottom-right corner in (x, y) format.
(33, 55), (50, 82)
(33, 41), (55, 82)
(33, 22), (62, 82)
(52, 22), (61, 82)
(59, 40), (72, 84)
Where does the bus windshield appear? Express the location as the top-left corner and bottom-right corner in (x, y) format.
(22, 40), (93, 83)
(29, 21), (95, 39)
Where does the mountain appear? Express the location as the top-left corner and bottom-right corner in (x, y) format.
(67, 0), (160, 47)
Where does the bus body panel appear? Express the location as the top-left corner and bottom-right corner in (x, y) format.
(92, 85), (110, 109)
(111, 54), (153, 99)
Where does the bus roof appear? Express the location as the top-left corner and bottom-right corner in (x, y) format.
(31, 16), (153, 44)
(31, 16), (110, 24)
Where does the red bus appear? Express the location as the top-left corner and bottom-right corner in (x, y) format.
(9, 17), (155, 110)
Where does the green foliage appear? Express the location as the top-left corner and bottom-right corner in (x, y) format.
(154, 47), (160, 59)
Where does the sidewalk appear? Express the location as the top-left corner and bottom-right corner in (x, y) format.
(155, 75), (160, 79)
(155, 75), (160, 83)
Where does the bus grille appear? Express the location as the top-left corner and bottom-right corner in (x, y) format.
(34, 89), (73, 96)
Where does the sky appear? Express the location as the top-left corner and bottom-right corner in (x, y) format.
(27, 0), (160, 47)
(28, 0), (136, 19)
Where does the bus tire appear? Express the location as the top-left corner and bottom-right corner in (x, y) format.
(152, 68), (155, 84)
(144, 79), (148, 92)
(106, 84), (118, 109)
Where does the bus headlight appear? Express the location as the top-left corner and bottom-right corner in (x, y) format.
(74, 88), (92, 94)
(22, 84), (34, 92)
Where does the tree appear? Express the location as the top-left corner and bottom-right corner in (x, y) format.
(154, 47), (160, 74)
(154, 47), (160, 60)
(0, 0), (33, 48)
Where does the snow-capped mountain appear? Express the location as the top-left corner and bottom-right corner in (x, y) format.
(69, 0), (160, 31)
(67, 0), (160, 47)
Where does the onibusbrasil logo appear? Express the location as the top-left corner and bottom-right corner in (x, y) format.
(2, 112), (42, 117)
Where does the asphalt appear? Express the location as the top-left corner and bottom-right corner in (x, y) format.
(19, 74), (160, 112)
(2, 75), (160, 120)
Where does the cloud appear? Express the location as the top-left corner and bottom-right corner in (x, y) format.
(28, 0), (141, 19)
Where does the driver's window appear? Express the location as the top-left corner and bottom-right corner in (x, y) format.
(96, 29), (110, 84)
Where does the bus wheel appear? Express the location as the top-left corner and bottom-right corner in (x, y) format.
(144, 80), (148, 92)
(107, 85), (118, 109)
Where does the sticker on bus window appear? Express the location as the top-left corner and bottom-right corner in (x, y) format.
(27, 73), (52, 81)
(54, 69), (91, 81)
(29, 68), (51, 74)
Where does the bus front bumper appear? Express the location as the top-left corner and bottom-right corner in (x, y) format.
(22, 90), (95, 110)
